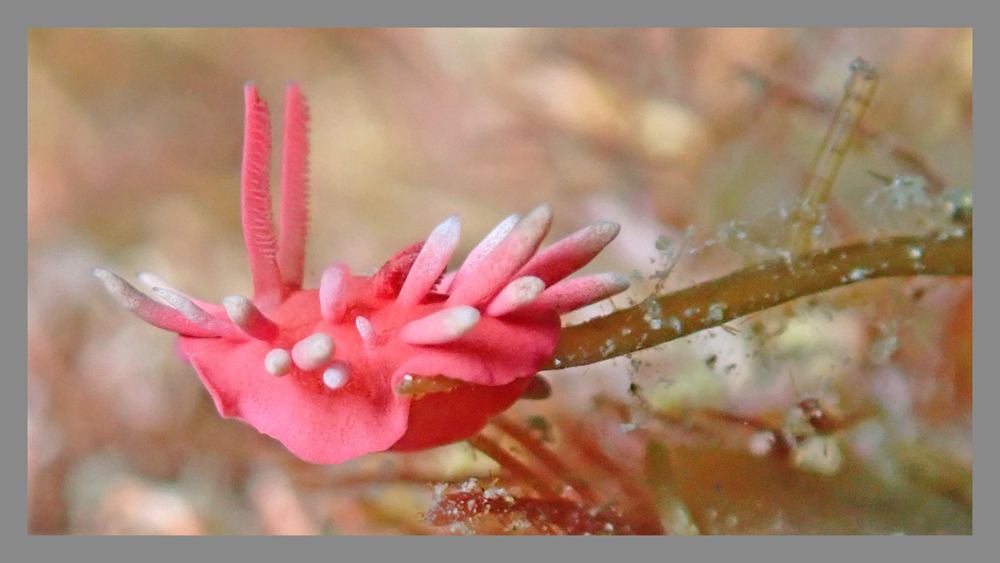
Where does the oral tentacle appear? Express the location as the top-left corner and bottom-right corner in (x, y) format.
(152, 288), (246, 339)
(397, 215), (461, 306)
(92, 269), (221, 338)
(138, 271), (227, 316)
(278, 82), (310, 291)
(223, 295), (280, 341)
(241, 83), (283, 304)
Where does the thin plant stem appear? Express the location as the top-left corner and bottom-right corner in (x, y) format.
(547, 227), (972, 370)
(787, 58), (879, 252)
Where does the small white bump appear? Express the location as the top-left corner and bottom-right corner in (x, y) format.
(264, 348), (292, 376)
(322, 362), (351, 390)
(291, 332), (334, 371)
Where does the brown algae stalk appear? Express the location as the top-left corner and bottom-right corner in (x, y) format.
(548, 227), (971, 369)
(788, 58), (880, 252)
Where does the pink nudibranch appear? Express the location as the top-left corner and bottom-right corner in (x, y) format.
(94, 83), (628, 464)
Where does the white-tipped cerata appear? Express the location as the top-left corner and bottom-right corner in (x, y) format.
(447, 213), (520, 292)
(515, 221), (621, 286)
(137, 271), (181, 296)
(319, 263), (350, 323)
(397, 215), (461, 307)
(399, 306), (481, 345)
(355, 316), (376, 348)
(264, 348), (292, 376)
(322, 361), (351, 390)
(223, 295), (279, 341)
(291, 332), (334, 371)
(92, 268), (218, 338)
(447, 204), (553, 307)
(532, 272), (630, 314)
(152, 288), (245, 339)
(485, 276), (545, 317)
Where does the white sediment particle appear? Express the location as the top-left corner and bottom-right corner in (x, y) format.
(669, 316), (683, 334)
(848, 268), (873, 281)
(642, 298), (664, 330)
(748, 431), (776, 457)
(908, 247), (922, 260)
(706, 303), (726, 323)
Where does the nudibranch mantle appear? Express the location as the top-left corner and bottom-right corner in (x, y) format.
(95, 83), (628, 465)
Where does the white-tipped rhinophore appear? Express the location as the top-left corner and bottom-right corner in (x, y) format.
(319, 263), (350, 323)
(322, 361), (351, 390)
(397, 215), (461, 306)
(291, 332), (334, 371)
(485, 276), (545, 317)
(355, 316), (376, 348)
(531, 272), (630, 314)
(93, 268), (219, 338)
(223, 295), (279, 341)
(264, 348), (292, 376)
(399, 306), (481, 345)
(153, 288), (245, 339)
(447, 204), (553, 307)
(448, 213), (520, 292)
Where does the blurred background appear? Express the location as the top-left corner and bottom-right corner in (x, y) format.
(28, 28), (972, 534)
